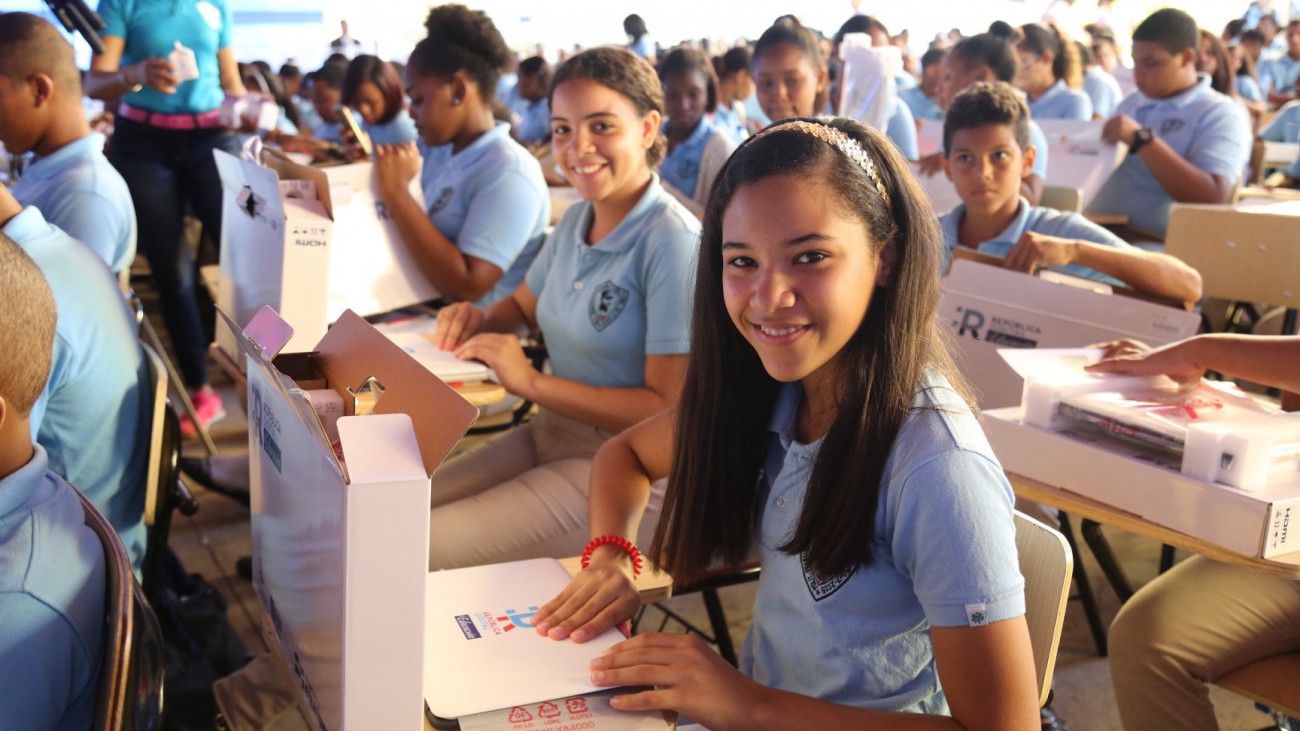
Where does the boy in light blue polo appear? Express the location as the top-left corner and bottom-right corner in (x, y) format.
(0, 13), (136, 276)
(421, 121), (550, 306)
(741, 375), (1024, 714)
(1086, 9), (1251, 238)
(0, 234), (106, 731)
(0, 186), (149, 574)
(1260, 98), (1300, 142)
(941, 82), (1203, 303)
(525, 175), (697, 389)
(1258, 20), (1300, 102)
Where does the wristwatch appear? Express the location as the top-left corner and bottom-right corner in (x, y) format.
(1129, 127), (1155, 154)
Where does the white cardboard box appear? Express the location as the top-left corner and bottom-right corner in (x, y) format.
(1035, 120), (1126, 209)
(940, 259), (1200, 408)
(984, 406), (1300, 559)
(239, 308), (479, 731)
(215, 149), (438, 354)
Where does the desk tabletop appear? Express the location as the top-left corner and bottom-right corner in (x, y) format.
(1010, 472), (1300, 580)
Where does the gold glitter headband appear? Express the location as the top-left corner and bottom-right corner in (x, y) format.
(751, 120), (892, 208)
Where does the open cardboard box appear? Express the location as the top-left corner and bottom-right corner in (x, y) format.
(232, 306), (479, 730)
(984, 405), (1300, 559)
(215, 148), (439, 354)
(940, 257), (1199, 408)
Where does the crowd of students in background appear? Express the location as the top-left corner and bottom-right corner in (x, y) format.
(1, 1), (1298, 729)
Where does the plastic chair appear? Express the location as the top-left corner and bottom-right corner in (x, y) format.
(139, 342), (200, 602)
(81, 490), (166, 731)
(1040, 186), (1083, 213)
(1014, 510), (1073, 707)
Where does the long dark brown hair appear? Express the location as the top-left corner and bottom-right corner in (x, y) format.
(650, 117), (969, 585)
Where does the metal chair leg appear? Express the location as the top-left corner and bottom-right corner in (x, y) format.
(1081, 519), (1135, 602)
(1058, 513), (1108, 656)
(702, 588), (738, 666)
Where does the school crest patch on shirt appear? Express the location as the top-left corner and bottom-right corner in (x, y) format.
(589, 281), (629, 331)
(800, 553), (854, 602)
(429, 187), (454, 214)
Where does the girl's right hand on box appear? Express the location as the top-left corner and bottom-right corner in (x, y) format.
(533, 550), (639, 643)
(433, 302), (484, 350)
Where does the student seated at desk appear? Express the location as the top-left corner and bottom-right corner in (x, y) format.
(308, 62), (346, 145)
(899, 47), (948, 122)
(342, 55), (418, 147)
(533, 118), (1038, 730)
(657, 47), (737, 218)
(1085, 8), (1252, 239)
(0, 13), (136, 279)
(939, 82), (1202, 302)
(511, 56), (552, 148)
(921, 33), (1051, 205)
(1087, 335), (1300, 731)
(373, 5), (548, 307)
(0, 183), (149, 574)
(0, 234), (106, 731)
(426, 47), (697, 570)
(1014, 23), (1094, 121)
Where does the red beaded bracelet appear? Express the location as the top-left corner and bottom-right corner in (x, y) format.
(580, 535), (644, 578)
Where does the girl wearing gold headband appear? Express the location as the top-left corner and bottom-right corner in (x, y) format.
(535, 117), (1038, 729)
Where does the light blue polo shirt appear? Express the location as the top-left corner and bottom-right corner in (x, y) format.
(740, 376), (1024, 714)
(11, 133), (136, 275)
(1084, 67), (1122, 119)
(294, 95), (323, 133)
(1237, 74), (1264, 104)
(1261, 99), (1300, 142)
(939, 197), (1133, 287)
(712, 101), (748, 144)
(313, 120), (342, 143)
(7, 207), (149, 573)
(899, 85), (944, 122)
(524, 176), (698, 388)
(1259, 52), (1300, 94)
(0, 445), (105, 731)
(97, 0), (232, 114)
(886, 98), (919, 159)
(1029, 79), (1093, 121)
(1086, 76), (1250, 236)
(365, 113), (419, 146)
(660, 117), (726, 199)
(420, 122), (550, 306)
(516, 98), (550, 145)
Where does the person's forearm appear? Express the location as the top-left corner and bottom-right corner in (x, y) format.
(1185, 334), (1300, 392)
(519, 374), (676, 433)
(386, 188), (492, 301)
(1135, 139), (1231, 203)
(1073, 242), (1203, 302)
(588, 439), (656, 543)
(85, 67), (141, 101)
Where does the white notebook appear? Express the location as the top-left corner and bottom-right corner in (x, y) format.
(424, 558), (625, 720)
(385, 331), (490, 383)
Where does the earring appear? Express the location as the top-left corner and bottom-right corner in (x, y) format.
(452, 97), (462, 106)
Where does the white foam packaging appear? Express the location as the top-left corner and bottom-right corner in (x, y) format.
(233, 306), (479, 730)
(939, 259), (1200, 408)
(214, 148), (438, 355)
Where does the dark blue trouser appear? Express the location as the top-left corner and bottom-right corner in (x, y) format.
(109, 117), (239, 389)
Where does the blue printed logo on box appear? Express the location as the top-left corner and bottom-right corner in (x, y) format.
(455, 614), (481, 640)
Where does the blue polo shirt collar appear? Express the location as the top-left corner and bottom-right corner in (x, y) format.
(23, 134), (105, 183)
(662, 116), (713, 148)
(574, 174), (668, 254)
(446, 121), (510, 166)
(0, 445), (49, 517)
(1037, 80), (1069, 106)
(766, 381), (807, 454)
(942, 197), (1031, 251)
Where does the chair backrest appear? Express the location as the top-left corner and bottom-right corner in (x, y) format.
(80, 491), (165, 731)
(1040, 186), (1083, 213)
(1014, 510), (1073, 708)
(140, 342), (168, 529)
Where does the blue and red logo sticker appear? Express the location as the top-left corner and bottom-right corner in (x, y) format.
(454, 606), (540, 640)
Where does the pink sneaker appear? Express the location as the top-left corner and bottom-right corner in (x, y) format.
(180, 389), (227, 438)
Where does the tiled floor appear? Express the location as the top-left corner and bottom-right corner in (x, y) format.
(170, 375), (1275, 731)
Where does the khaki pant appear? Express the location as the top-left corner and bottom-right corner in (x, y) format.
(428, 409), (665, 570)
(1109, 555), (1300, 730)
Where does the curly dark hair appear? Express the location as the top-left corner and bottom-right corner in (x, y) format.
(413, 4), (513, 99)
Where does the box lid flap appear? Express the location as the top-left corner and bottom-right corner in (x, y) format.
(261, 147), (336, 220)
(315, 310), (479, 477)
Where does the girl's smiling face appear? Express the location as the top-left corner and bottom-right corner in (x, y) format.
(720, 172), (888, 388)
(753, 42), (824, 121)
(550, 78), (659, 204)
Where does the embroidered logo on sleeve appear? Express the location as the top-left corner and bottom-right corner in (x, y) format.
(800, 553), (854, 602)
(965, 603), (989, 627)
(589, 281), (630, 331)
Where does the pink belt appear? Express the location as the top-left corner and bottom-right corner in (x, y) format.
(119, 103), (222, 130)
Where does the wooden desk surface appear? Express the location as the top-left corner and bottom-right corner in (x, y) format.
(1010, 472), (1300, 580)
